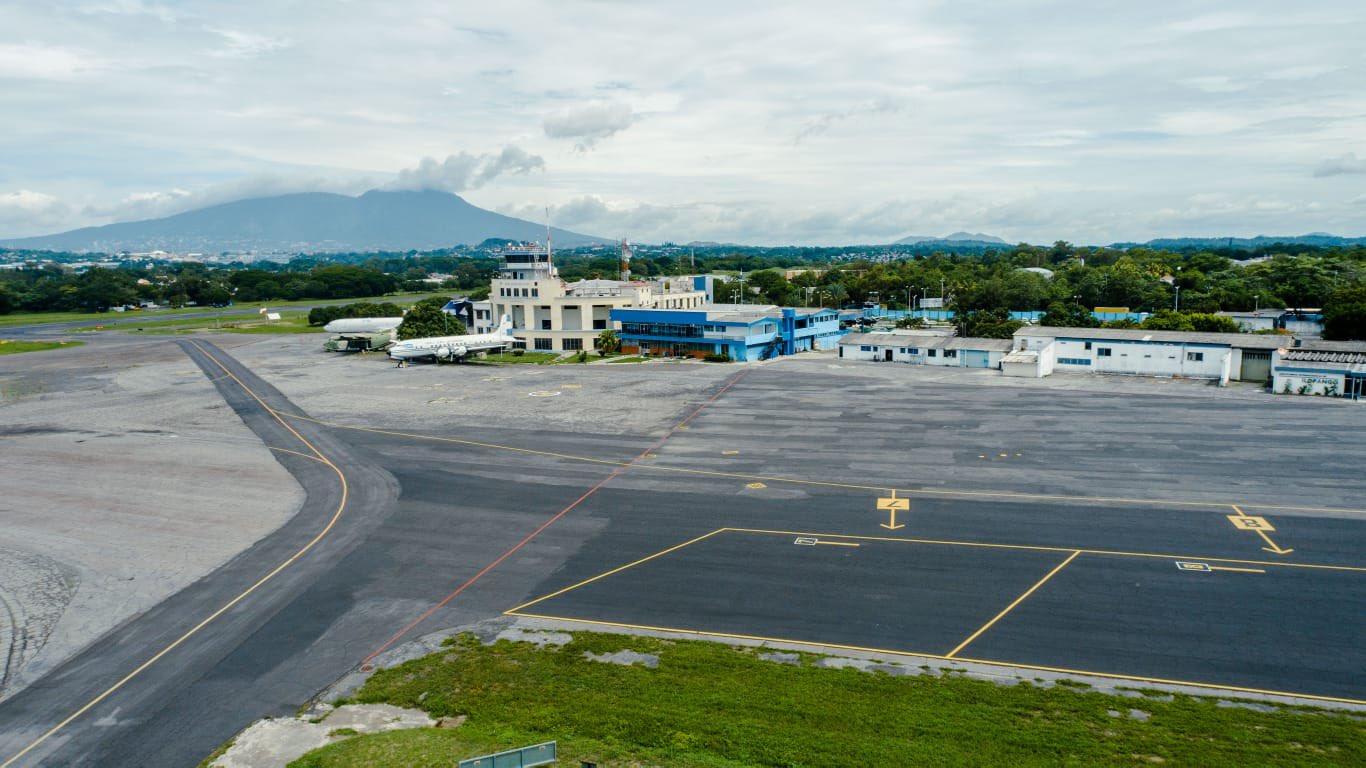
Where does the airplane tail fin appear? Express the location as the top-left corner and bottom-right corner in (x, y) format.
(497, 314), (513, 337)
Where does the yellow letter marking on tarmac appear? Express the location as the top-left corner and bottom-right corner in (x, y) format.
(945, 550), (1082, 658)
(1228, 505), (1294, 555)
(878, 490), (909, 530)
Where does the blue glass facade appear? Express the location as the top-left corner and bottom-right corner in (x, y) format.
(611, 306), (843, 362)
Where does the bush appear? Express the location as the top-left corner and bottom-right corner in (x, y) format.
(703, 353), (731, 362)
(512, 348), (525, 357)
(577, 350), (588, 363)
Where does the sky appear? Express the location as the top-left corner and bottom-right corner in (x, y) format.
(1, 0), (1363, 245)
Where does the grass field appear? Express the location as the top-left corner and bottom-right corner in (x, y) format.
(0, 339), (86, 355)
(472, 351), (560, 364)
(287, 632), (1365, 768)
(0, 291), (450, 329)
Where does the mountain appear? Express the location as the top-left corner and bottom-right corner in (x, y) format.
(0, 189), (609, 253)
(1111, 233), (1366, 250)
(892, 231), (1009, 246)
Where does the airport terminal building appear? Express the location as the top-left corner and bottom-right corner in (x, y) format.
(611, 304), (842, 361)
(487, 243), (707, 353)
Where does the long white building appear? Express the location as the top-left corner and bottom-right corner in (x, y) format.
(488, 242), (707, 353)
(1008, 326), (1290, 384)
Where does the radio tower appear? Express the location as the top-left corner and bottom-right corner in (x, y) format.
(620, 238), (633, 281)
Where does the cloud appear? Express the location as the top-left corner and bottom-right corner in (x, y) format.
(794, 100), (903, 144)
(543, 102), (636, 150)
(0, 190), (75, 237)
(390, 147), (545, 192)
(206, 27), (291, 59)
(0, 43), (101, 80)
(1313, 153), (1366, 177)
(80, 0), (180, 23)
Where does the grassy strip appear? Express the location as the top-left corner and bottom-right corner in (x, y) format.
(0, 340), (86, 355)
(604, 355), (649, 364)
(0, 291), (449, 329)
(470, 351), (560, 364)
(290, 632), (1365, 768)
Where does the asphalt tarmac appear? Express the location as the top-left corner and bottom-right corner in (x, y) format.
(0, 346), (1363, 767)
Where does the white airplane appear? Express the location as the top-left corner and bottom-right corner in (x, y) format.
(323, 317), (405, 352)
(387, 314), (517, 364)
(323, 317), (404, 334)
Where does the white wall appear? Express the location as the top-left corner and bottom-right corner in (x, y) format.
(1273, 369), (1346, 396)
(1044, 338), (1229, 379)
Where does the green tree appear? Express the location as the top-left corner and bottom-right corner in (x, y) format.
(597, 329), (621, 355)
(959, 309), (1024, 339)
(397, 299), (463, 340)
(1040, 302), (1100, 328)
(1188, 313), (1240, 333)
(1140, 310), (1195, 332)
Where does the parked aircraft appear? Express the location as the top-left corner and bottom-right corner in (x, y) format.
(387, 314), (516, 364)
(323, 317), (404, 334)
(323, 317), (404, 352)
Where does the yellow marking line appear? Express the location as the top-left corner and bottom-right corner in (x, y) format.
(275, 412), (1365, 516)
(1230, 505), (1294, 555)
(1211, 565), (1266, 574)
(502, 611), (1366, 707)
(946, 551), (1081, 658)
(728, 527), (1366, 573)
(507, 529), (728, 614)
(268, 446), (328, 464)
(1, 342), (350, 768)
(795, 537), (860, 548)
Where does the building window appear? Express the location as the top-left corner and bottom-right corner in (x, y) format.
(928, 349), (937, 357)
(944, 350), (957, 358)
(860, 346), (872, 352)
(1058, 357), (1093, 366)
(1187, 351), (1204, 362)
(1097, 348), (1112, 357)
(541, 319), (552, 330)
(532, 287), (539, 297)
(563, 337), (583, 351)
(534, 338), (553, 350)
(593, 319), (607, 330)
(1084, 342), (1092, 350)
(909, 348), (919, 354)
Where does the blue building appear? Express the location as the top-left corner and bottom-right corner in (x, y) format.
(610, 304), (843, 361)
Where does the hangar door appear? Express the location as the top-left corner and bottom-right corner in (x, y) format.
(963, 350), (991, 368)
(1239, 350), (1272, 383)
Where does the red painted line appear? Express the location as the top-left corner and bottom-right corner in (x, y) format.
(357, 370), (749, 666)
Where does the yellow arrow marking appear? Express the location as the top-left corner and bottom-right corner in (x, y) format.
(881, 509), (905, 530)
(722, 450), (739, 455)
(746, 482), (767, 489)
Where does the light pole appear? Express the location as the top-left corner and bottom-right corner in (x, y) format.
(1174, 285), (1181, 312)
(1254, 294), (1259, 312)
(922, 287), (928, 320)
(906, 286), (914, 316)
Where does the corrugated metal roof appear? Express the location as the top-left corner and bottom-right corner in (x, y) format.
(1015, 326), (1291, 349)
(838, 332), (1009, 351)
(1283, 349), (1366, 364)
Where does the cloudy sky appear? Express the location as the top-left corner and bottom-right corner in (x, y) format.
(1, 0), (1363, 244)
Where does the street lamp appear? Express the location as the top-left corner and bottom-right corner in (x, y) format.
(1254, 294), (1259, 312)
(922, 287), (929, 320)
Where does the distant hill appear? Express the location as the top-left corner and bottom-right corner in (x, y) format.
(893, 232), (1009, 246)
(1111, 233), (1366, 250)
(0, 189), (609, 253)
